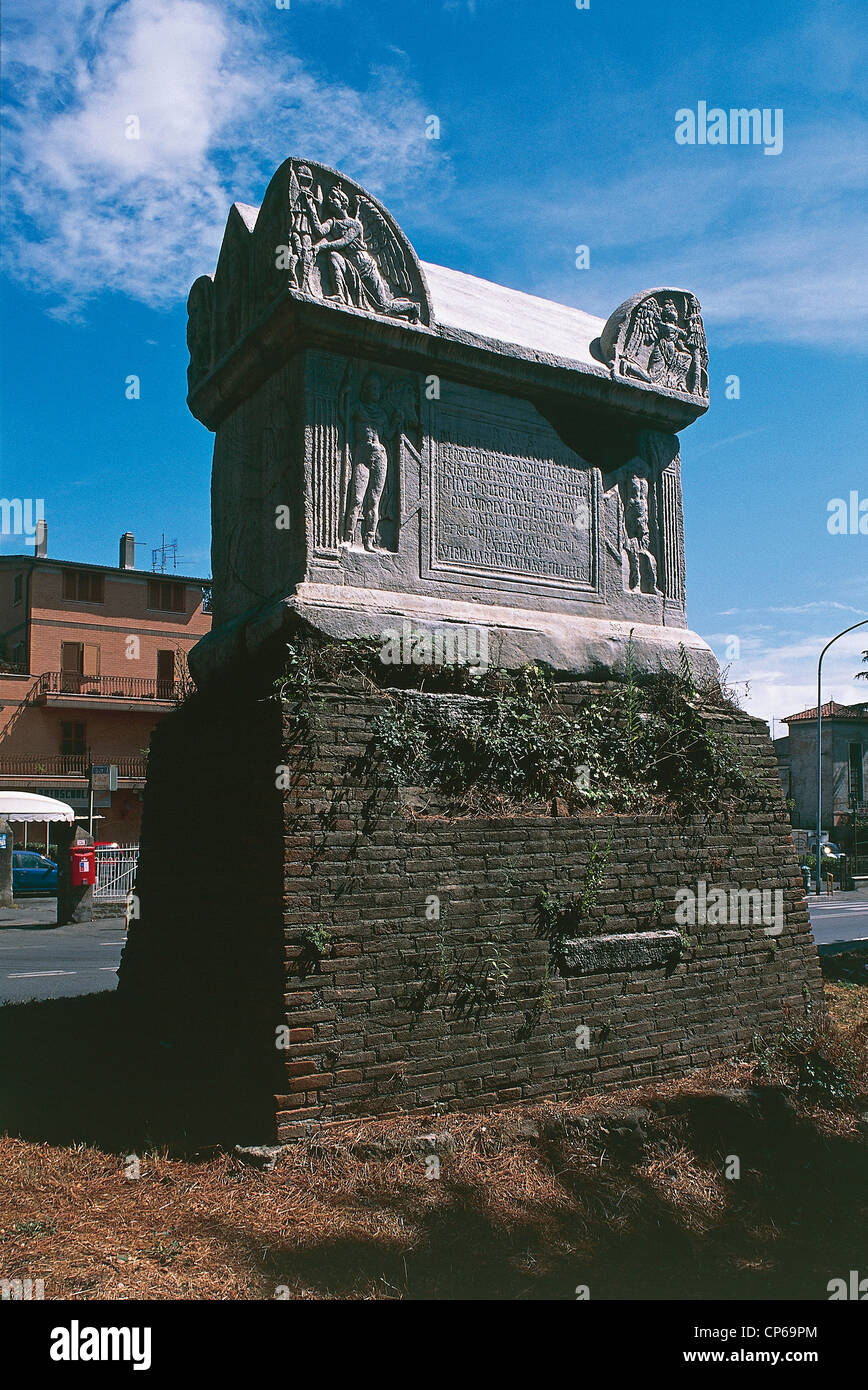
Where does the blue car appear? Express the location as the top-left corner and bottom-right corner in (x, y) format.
(12, 850), (59, 895)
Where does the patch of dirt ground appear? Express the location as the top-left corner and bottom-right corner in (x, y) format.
(0, 975), (865, 1300)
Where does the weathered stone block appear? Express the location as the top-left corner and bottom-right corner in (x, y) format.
(560, 930), (684, 975)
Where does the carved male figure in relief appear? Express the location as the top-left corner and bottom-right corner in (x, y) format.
(623, 475), (660, 594)
(301, 182), (422, 322)
(286, 163), (318, 294)
(604, 463), (663, 597)
(341, 373), (412, 551)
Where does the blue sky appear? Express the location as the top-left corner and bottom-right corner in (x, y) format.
(1, 0), (866, 725)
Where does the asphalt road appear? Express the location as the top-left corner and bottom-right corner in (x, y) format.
(806, 891), (868, 949)
(0, 891), (865, 1006)
(0, 897), (125, 1003)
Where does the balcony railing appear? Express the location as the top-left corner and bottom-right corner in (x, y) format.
(37, 671), (191, 702)
(0, 753), (148, 780)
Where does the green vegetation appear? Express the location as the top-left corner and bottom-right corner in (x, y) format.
(271, 635), (752, 816)
(372, 658), (748, 815)
(752, 999), (863, 1108)
(536, 831), (614, 947)
(300, 923), (333, 956)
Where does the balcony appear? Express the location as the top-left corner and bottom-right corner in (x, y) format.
(0, 752), (148, 783)
(33, 671), (192, 710)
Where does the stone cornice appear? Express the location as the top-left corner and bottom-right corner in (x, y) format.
(188, 289), (709, 440)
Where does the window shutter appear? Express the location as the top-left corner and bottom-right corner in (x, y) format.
(83, 644), (101, 676)
(61, 641), (83, 672)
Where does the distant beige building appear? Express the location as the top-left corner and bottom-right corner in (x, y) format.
(775, 700), (868, 854)
(0, 532), (211, 843)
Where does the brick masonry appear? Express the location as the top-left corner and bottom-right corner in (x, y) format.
(118, 672), (823, 1143)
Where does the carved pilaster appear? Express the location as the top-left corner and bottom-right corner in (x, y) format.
(311, 396), (340, 555)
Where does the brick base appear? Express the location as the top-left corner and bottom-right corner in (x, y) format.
(118, 669), (822, 1143)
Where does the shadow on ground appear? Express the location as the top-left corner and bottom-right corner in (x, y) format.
(1, 971), (866, 1300)
(174, 1087), (868, 1300)
(0, 992), (277, 1151)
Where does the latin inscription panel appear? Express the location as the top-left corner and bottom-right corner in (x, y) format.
(431, 407), (597, 591)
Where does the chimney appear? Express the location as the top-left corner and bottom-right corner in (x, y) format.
(119, 531), (136, 569)
(34, 519), (47, 557)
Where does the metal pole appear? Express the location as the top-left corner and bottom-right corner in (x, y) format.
(815, 619), (868, 895)
(816, 662), (823, 896)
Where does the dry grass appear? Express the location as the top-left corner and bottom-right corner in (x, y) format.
(826, 979), (868, 1054)
(0, 978), (865, 1301)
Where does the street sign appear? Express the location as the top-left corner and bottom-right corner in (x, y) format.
(90, 764), (118, 792)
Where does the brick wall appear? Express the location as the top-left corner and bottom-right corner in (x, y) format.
(118, 671), (823, 1143)
(118, 683), (286, 1134)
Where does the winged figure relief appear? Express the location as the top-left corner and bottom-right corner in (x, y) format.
(301, 179), (421, 322)
(624, 298), (662, 361)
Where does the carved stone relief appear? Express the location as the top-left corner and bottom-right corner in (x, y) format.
(604, 467), (661, 596)
(602, 430), (684, 601)
(597, 289), (709, 400)
(186, 160), (433, 398)
(285, 161), (425, 323)
(310, 363), (419, 556)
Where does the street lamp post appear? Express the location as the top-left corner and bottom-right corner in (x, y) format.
(815, 619), (868, 895)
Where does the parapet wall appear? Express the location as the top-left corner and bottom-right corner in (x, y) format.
(118, 670), (823, 1143)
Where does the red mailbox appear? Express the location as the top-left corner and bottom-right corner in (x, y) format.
(69, 845), (95, 887)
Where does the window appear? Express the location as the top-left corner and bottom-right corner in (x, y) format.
(147, 579), (185, 612)
(13, 573), (23, 605)
(60, 721), (87, 755)
(156, 649), (175, 695)
(10, 642), (25, 670)
(62, 569), (104, 603)
(849, 743), (864, 806)
(61, 641), (83, 675)
(60, 641), (99, 688)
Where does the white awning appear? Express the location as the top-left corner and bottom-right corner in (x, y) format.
(0, 791), (76, 823)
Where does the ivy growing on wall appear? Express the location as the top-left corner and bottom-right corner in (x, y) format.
(270, 634), (752, 816)
(370, 654), (750, 815)
(536, 831), (614, 945)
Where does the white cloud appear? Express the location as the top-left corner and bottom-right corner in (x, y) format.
(1, 0), (440, 315)
(769, 602), (868, 617)
(720, 601), (868, 619)
(2, 0), (864, 355)
(514, 121), (868, 350)
(705, 620), (868, 730)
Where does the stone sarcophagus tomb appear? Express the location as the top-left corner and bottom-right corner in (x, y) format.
(119, 158), (820, 1143)
(184, 157), (714, 685)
